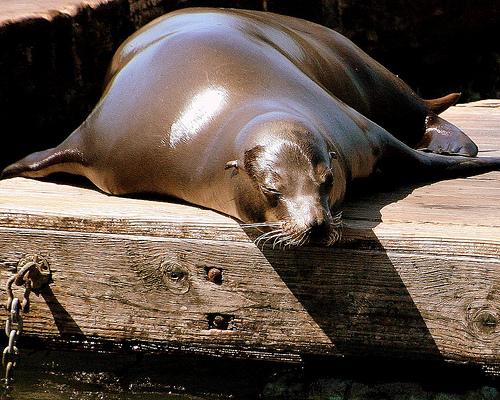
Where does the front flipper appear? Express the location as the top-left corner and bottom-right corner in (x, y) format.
(424, 93), (461, 115)
(415, 113), (479, 157)
(377, 126), (500, 179)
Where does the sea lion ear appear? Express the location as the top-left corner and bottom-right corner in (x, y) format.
(225, 160), (239, 170)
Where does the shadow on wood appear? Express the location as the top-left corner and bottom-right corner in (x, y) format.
(250, 176), (443, 360)
(41, 286), (85, 337)
(0, 102), (498, 366)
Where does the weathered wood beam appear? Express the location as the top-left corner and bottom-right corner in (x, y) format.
(0, 101), (499, 366)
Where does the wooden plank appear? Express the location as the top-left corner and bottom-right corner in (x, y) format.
(0, 178), (249, 242)
(0, 225), (336, 361)
(0, 0), (114, 24)
(0, 101), (499, 366)
(336, 101), (500, 365)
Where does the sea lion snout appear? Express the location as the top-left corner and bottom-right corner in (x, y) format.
(308, 218), (342, 246)
(283, 199), (342, 246)
(252, 204), (342, 247)
(240, 141), (343, 247)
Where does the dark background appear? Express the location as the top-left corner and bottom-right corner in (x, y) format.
(1, 0), (499, 169)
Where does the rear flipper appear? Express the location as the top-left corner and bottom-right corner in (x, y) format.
(1, 147), (87, 180)
(415, 112), (479, 157)
(413, 151), (500, 179)
(1, 126), (89, 181)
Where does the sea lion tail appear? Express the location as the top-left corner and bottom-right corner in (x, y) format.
(1, 133), (87, 180)
(416, 113), (479, 157)
(419, 93), (479, 157)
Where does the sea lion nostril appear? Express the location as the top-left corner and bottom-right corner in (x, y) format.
(309, 219), (329, 237)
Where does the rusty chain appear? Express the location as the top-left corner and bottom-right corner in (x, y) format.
(2, 255), (52, 389)
(3, 298), (21, 389)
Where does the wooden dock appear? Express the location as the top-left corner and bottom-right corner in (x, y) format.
(0, 101), (499, 367)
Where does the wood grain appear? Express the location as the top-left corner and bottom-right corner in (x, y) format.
(0, 101), (499, 365)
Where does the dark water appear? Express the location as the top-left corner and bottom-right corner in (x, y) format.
(1, 349), (499, 399)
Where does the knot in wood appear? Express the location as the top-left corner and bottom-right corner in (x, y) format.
(160, 261), (190, 294)
(475, 312), (498, 334)
(466, 301), (500, 341)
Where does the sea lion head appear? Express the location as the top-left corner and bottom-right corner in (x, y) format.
(226, 127), (345, 247)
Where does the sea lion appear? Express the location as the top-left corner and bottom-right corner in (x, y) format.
(2, 8), (500, 246)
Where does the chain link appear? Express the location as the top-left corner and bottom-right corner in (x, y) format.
(3, 298), (21, 388)
(2, 255), (52, 389)
(6, 262), (35, 313)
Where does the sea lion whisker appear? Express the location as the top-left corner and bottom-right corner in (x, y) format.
(273, 235), (289, 249)
(274, 231), (294, 249)
(263, 232), (284, 247)
(272, 235), (286, 249)
(270, 230), (291, 249)
(297, 229), (311, 246)
(254, 228), (284, 247)
(331, 210), (343, 227)
(266, 235), (286, 249)
(262, 228), (284, 240)
(274, 230), (299, 248)
(254, 232), (271, 247)
(240, 222), (282, 228)
(291, 229), (310, 247)
(281, 231), (299, 247)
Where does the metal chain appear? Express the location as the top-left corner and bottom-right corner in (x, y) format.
(2, 255), (52, 389)
(6, 262), (36, 313)
(3, 298), (21, 388)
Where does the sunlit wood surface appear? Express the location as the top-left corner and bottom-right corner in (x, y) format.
(0, 100), (498, 366)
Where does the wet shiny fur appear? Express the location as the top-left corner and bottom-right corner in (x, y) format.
(3, 8), (500, 246)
